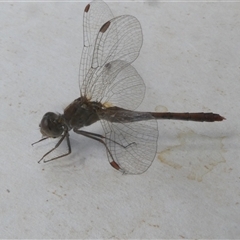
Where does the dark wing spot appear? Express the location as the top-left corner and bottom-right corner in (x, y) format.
(100, 21), (111, 33)
(110, 161), (120, 170)
(84, 4), (90, 13)
(105, 63), (111, 69)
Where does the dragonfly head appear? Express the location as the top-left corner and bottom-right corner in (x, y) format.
(39, 112), (65, 138)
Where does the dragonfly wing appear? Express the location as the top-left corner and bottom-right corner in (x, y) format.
(79, 0), (114, 91)
(100, 63), (145, 110)
(86, 60), (146, 110)
(100, 118), (159, 175)
(81, 15), (143, 102)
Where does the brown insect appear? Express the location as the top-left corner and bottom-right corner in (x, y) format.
(33, 0), (225, 174)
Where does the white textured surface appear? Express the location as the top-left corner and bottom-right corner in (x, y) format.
(1, 1), (239, 238)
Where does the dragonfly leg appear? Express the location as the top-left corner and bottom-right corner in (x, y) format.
(38, 131), (71, 163)
(32, 137), (48, 146)
(75, 130), (135, 148)
(73, 129), (121, 171)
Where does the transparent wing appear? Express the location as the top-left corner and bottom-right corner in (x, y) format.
(101, 118), (159, 174)
(101, 63), (145, 110)
(80, 14), (143, 103)
(91, 60), (145, 110)
(79, 2), (157, 174)
(79, 0), (114, 87)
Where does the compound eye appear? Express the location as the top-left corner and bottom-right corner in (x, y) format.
(39, 112), (64, 138)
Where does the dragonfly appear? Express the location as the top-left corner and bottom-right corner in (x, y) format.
(33, 0), (225, 174)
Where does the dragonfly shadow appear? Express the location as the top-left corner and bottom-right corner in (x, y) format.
(69, 134), (105, 162)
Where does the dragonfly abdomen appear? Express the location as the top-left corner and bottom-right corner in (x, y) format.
(151, 112), (225, 122)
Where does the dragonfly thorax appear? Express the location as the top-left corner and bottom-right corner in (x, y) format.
(63, 97), (101, 130)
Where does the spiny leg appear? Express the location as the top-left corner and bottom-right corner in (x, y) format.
(77, 130), (135, 149)
(38, 131), (71, 163)
(32, 137), (48, 146)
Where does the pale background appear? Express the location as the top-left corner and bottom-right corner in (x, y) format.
(1, 1), (239, 238)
